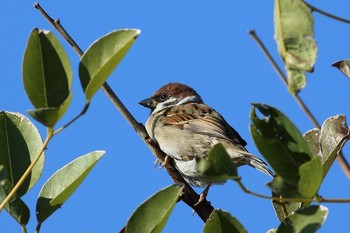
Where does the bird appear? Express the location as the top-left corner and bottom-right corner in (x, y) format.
(139, 82), (273, 200)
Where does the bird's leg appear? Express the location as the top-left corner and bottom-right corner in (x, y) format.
(155, 155), (171, 169)
(194, 185), (210, 206)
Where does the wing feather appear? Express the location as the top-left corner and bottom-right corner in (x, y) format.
(161, 103), (247, 146)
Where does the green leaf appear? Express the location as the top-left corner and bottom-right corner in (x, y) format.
(303, 128), (321, 157)
(286, 68), (306, 95)
(0, 111), (42, 225)
(250, 104), (322, 203)
(249, 103), (312, 185)
(267, 229), (277, 233)
(332, 60), (350, 79)
(319, 115), (350, 177)
(0, 179), (30, 225)
(27, 93), (73, 127)
(0, 165), (7, 185)
(304, 115), (350, 179)
(268, 177), (300, 198)
(274, 0), (316, 71)
(125, 184), (183, 233)
(198, 143), (238, 182)
(298, 156), (322, 198)
(277, 205), (328, 233)
(36, 151), (105, 224)
(79, 29), (141, 101)
(203, 209), (248, 233)
(272, 200), (302, 222)
(23, 28), (72, 126)
(269, 155), (322, 221)
(274, 0), (317, 94)
(0, 111), (45, 196)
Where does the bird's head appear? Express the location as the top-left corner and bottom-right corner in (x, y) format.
(139, 82), (203, 113)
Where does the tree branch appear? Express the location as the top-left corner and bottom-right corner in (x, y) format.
(305, 1), (350, 24)
(34, 2), (214, 222)
(248, 30), (350, 180)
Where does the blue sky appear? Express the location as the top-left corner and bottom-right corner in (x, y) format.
(1, 1), (350, 232)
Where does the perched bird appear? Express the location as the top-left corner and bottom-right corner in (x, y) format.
(139, 83), (273, 194)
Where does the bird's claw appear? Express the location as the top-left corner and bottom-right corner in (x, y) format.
(154, 155), (171, 169)
(194, 186), (210, 206)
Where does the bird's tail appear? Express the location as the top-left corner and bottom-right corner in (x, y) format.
(246, 154), (274, 177)
(220, 141), (274, 177)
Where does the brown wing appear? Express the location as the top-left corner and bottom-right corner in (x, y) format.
(161, 103), (247, 146)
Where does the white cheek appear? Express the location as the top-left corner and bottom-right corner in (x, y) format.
(153, 97), (179, 113)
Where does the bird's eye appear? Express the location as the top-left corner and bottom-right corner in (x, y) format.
(159, 93), (168, 102)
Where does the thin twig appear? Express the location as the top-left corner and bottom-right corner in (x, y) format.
(0, 128), (53, 211)
(248, 30), (350, 180)
(34, 3), (84, 55)
(234, 177), (350, 203)
(305, 1), (350, 24)
(34, 2), (214, 222)
(35, 223), (41, 233)
(53, 103), (90, 136)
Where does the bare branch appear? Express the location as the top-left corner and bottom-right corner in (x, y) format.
(34, 2), (214, 222)
(305, 1), (350, 24)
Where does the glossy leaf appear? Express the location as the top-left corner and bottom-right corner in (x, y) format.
(250, 103), (312, 185)
(332, 60), (350, 79)
(250, 104), (323, 201)
(125, 184), (183, 233)
(274, 0), (317, 94)
(204, 209), (247, 233)
(79, 29), (141, 101)
(36, 151), (105, 223)
(277, 205), (328, 233)
(0, 111), (44, 196)
(0, 179), (30, 225)
(23, 28), (72, 126)
(198, 143), (238, 182)
(0, 111), (42, 225)
(27, 93), (73, 127)
(297, 156), (322, 198)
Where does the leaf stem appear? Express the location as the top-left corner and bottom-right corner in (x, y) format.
(21, 225), (28, 233)
(304, 1), (350, 24)
(0, 128), (53, 211)
(34, 2), (214, 222)
(248, 30), (350, 180)
(53, 102), (90, 136)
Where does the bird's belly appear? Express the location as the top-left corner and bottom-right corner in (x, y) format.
(174, 159), (218, 187)
(156, 129), (214, 161)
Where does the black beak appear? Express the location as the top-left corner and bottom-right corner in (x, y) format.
(139, 98), (157, 109)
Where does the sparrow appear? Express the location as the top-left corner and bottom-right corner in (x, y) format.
(139, 82), (273, 192)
